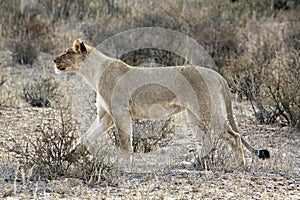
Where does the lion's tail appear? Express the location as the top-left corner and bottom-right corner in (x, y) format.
(241, 137), (270, 159)
(222, 77), (270, 160)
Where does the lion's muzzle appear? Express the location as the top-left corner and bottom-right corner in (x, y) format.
(53, 58), (66, 71)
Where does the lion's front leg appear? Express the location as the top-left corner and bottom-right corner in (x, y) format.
(81, 110), (114, 156)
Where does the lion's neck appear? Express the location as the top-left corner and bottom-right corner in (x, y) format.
(78, 48), (117, 90)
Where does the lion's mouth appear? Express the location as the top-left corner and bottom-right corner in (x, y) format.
(56, 65), (66, 71)
(54, 59), (66, 71)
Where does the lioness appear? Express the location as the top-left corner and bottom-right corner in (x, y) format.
(54, 39), (270, 165)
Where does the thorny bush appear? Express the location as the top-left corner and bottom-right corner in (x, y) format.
(3, 105), (118, 185)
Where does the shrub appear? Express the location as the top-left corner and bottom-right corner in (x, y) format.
(11, 106), (78, 178)
(13, 20), (55, 65)
(119, 49), (187, 67)
(223, 57), (274, 124)
(263, 51), (300, 128)
(194, 19), (239, 69)
(3, 105), (118, 184)
(106, 118), (176, 154)
(1, 5), (55, 65)
(12, 41), (38, 65)
(223, 21), (300, 128)
(132, 118), (176, 153)
(22, 77), (60, 107)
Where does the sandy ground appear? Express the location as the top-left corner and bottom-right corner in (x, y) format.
(0, 61), (299, 199)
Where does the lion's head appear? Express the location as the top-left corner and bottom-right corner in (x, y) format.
(54, 39), (91, 74)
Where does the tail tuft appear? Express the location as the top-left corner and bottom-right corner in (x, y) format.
(255, 149), (270, 159)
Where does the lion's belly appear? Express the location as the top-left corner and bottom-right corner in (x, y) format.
(130, 102), (182, 119)
(128, 84), (182, 119)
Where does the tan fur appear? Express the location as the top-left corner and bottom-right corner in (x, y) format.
(54, 39), (269, 165)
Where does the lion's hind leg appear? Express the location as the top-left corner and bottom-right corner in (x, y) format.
(223, 123), (246, 166)
(113, 112), (133, 153)
(185, 110), (214, 165)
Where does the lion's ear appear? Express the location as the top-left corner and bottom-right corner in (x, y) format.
(73, 39), (87, 54)
(80, 42), (87, 53)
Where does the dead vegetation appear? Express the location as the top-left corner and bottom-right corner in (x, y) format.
(0, 0), (299, 199)
(21, 76), (61, 107)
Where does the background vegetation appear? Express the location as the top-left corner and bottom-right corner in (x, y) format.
(1, 0), (299, 127)
(0, 0), (299, 198)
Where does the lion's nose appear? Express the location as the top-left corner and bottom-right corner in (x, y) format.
(54, 59), (57, 63)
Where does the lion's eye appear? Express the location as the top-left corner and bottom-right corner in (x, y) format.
(65, 50), (75, 54)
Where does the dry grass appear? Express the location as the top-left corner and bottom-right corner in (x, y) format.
(0, 0), (299, 199)
(0, 65), (299, 199)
